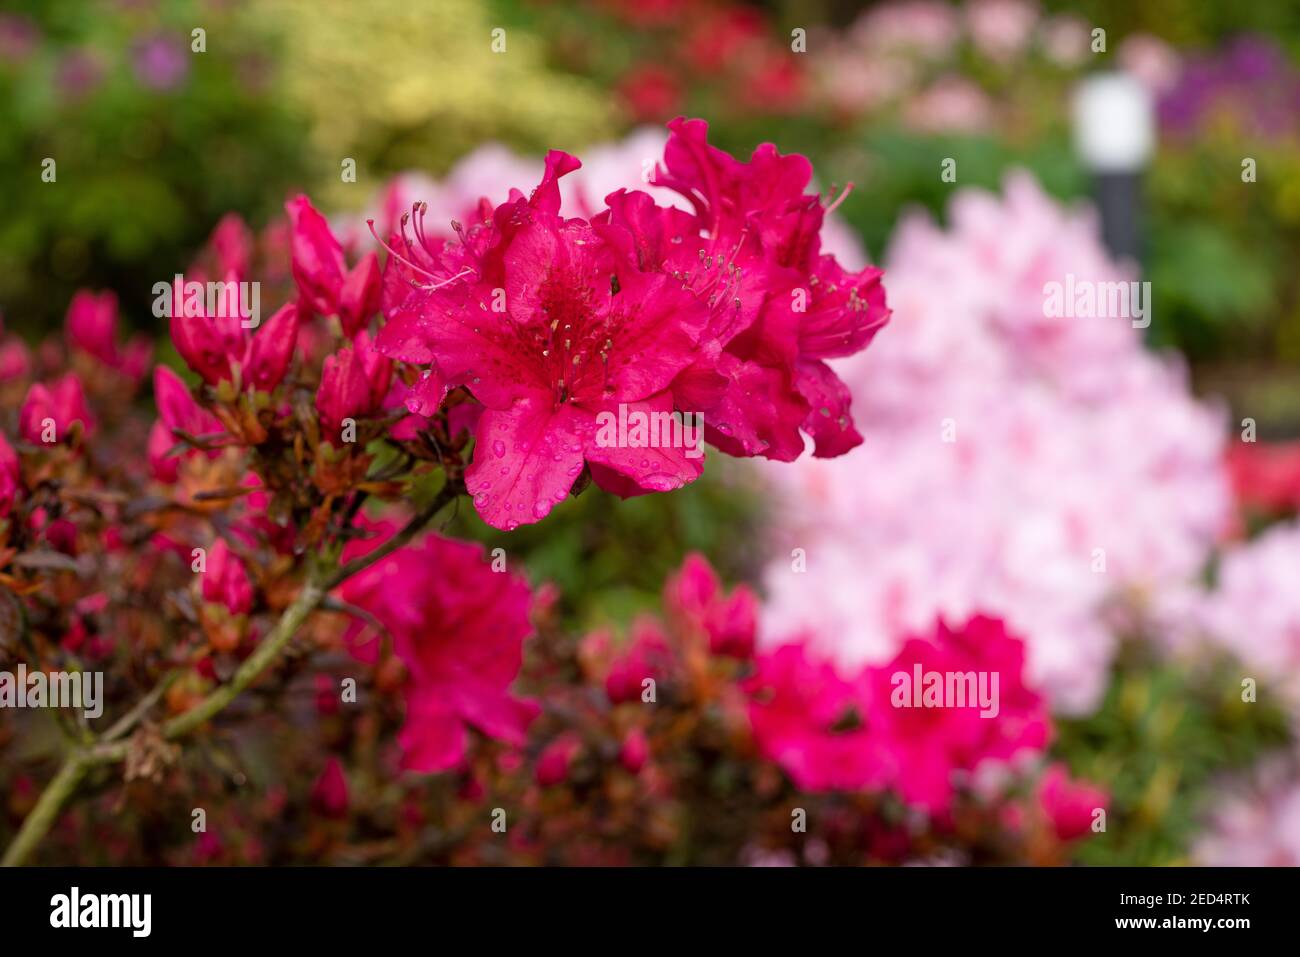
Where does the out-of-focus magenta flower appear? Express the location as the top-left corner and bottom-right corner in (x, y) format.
(965, 0), (1038, 63)
(55, 48), (104, 101)
(664, 552), (758, 658)
(619, 64), (682, 123)
(19, 374), (96, 443)
(148, 366), (225, 482)
(1037, 764), (1107, 841)
(619, 728), (650, 774)
(0, 337), (30, 380)
(867, 616), (1050, 813)
(202, 538), (254, 615)
(0, 14), (39, 64)
(169, 277), (299, 393)
(310, 758), (350, 818)
(131, 32), (190, 91)
(210, 214), (254, 281)
(750, 614), (1051, 813)
(338, 519), (538, 772)
(0, 432), (21, 517)
(536, 734), (582, 787)
(66, 290), (152, 384)
(745, 642), (894, 793)
(604, 617), (672, 704)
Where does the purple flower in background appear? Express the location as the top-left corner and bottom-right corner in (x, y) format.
(0, 14), (39, 64)
(132, 32), (189, 91)
(1159, 34), (1300, 139)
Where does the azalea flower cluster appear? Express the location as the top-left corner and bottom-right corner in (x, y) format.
(358, 553), (1105, 866)
(0, 119), (899, 867)
(375, 117), (889, 529)
(759, 172), (1230, 715)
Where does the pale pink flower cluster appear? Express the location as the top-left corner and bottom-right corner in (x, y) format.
(1194, 756), (1300, 866)
(1159, 520), (1300, 713)
(760, 172), (1229, 715)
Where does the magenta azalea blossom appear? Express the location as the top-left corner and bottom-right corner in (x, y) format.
(373, 118), (889, 529)
(337, 517), (539, 772)
(749, 614), (1051, 813)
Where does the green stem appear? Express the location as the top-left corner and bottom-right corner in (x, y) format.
(1, 485), (460, 867)
(1, 755), (87, 868)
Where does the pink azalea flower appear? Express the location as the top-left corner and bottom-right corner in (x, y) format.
(749, 614), (1051, 813)
(337, 519), (539, 772)
(65, 290), (152, 383)
(626, 117), (890, 459)
(1037, 763), (1107, 841)
(148, 366), (226, 482)
(169, 277), (299, 394)
(0, 336), (31, 381)
(867, 616), (1050, 812)
(603, 617), (674, 704)
(376, 119), (888, 528)
(0, 431), (20, 517)
(19, 374), (96, 443)
(745, 642), (895, 793)
(202, 538), (254, 615)
(378, 150), (711, 528)
(664, 552), (758, 658)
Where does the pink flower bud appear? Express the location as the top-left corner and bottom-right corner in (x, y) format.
(19, 374), (96, 443)
(707, 585), (758, 658)
(338, 251), (382, 338)
(64, 289), (120, 367)
(316, 345), (373, 440)
(210, 213), (253, 280)
(244, 303), (299, 393)
(619, 728), (650, 774)
(535, 734), (581, 787)
(1038, 764), (1108, 842)
(310, 757), (350, 819)
(202, 538), (254, 615)
(168, 276), (235, 387)
(0, 432), (19, 516)
(286, 194), (346, 318)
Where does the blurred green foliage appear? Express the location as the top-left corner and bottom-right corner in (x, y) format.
(0, 0), (309, 337)
(1055, 641), (1292, 865)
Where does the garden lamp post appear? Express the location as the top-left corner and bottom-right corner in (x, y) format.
(1072, 71), (1154, 265)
